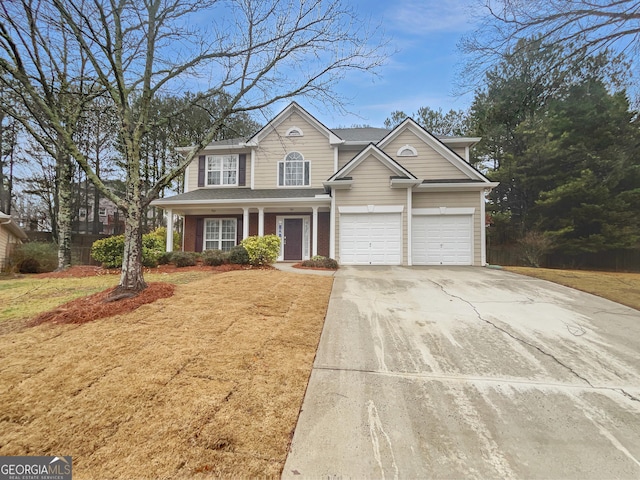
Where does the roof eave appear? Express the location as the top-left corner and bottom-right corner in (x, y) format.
(415, 181), (499, 191)
(323, 180), (353, 190)
(151, 195), (331, 208)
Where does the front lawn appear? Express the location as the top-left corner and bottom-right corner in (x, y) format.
(0, 269), (333, 478)
(505, 267), (640, 311)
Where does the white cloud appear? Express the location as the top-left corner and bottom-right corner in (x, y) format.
(384, 0), (477, 36)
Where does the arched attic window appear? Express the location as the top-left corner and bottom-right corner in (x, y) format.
(286, 126), (304, 137)
(397, 145), (417, 157)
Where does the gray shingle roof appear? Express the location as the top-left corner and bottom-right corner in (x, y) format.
(331, 127), (391, 143)
(159, 188), (327, 202)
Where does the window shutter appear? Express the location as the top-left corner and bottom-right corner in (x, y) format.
(195, 218), (204, 252)
(198, 155), (205, 187)
(238, 154), (246, 186)
(304, 162), (310, 185)
(278, 162), (284, 186)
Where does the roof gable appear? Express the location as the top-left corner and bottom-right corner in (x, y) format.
(327, 143), (417, 181)
(377, 118), (491, 183)
(247, 102), (343, 146)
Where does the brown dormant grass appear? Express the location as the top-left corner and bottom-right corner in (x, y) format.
(505, 267), (640, 311)
(0, 269), (333, 479)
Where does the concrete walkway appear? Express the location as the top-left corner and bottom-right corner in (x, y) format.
(283, 266), (640, 479)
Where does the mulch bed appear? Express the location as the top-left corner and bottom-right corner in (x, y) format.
(35, 263), (248, 279)
(27, 263), (274, 327)
(292, 263), (338, 271)
(28, 283), (176, 326)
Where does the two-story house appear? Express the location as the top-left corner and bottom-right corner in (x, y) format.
(151, 102), (498, 266)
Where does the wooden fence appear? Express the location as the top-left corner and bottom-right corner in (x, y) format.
(488, 246), (640, 272)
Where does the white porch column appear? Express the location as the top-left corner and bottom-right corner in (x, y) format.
(258, 207), (265, 236)
(481, 189), (487, 266)
(329, 191), (336, 259)
(312, 205), (319, 257)
(242, 207), (250, 239)
(407, 188), (412, 266)
(166, 209), (174, 252)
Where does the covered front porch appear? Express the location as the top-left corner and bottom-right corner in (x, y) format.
(151, 189), (331, 261)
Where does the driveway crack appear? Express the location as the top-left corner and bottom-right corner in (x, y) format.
(428, 280), (595, 388)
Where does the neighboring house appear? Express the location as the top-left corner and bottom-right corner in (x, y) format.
(0, 211), (28, 270)
(152, 102), (498, 266)
(75, 196), (125, 235)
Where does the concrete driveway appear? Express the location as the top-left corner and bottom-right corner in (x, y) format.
(283, 266), (640, 479)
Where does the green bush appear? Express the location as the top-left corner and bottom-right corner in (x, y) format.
(142, 229), (166, 268)
(157, 251), (173, 265)
(301, 255), (338, 269)
(171, 251), (198, 267)
(241, 235), (281, 266)
(9, 242), (58, 273)
(202, 249), (227, 266)
(91, 227), (175, 268)
(91, 235), (125, 268)
(227, 245), (250, 265)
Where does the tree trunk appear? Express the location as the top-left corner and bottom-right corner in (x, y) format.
(115, 207), (147, 296)
(56, 145), (73, 270)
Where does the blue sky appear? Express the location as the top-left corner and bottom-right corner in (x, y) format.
(297, 0), (480, 128)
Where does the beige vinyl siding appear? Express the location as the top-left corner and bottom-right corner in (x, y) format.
(412, 191), (483, 266)
(185, 149), (250, 191)
(334, 154), (409, 264)
(337, 148), (361, 170)
(0, 226), (9, 268)
(382, 130), (469, 180)
(450, 146), (467, 161)
(0, 225), (20, 269)
(253, 113), (335, 189)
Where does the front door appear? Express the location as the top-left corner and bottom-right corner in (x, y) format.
(284, 218), (303, 260)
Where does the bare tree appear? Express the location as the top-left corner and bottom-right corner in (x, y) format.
(0, 0), (385, 296)
(461, 0), (640, 87)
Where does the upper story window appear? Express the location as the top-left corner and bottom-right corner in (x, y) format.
(397, 145), (418, 157)
(278, 151), (310, 187)
(206, 154), (237, 186)
(286, 126), (304, 137)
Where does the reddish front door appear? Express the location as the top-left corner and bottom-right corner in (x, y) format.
(284, 218), (303, 260)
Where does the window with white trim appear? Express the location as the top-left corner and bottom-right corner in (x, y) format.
(278, 151), (310, 186)
(204, 218), (237, 251)
(206, 154), (238, 185)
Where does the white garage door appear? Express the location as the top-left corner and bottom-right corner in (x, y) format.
(412, 215), (472, 265)
(340, 213), (402, 265)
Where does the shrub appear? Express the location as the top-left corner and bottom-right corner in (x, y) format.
(519, 231), (553, 268)
(227, 245), (250, 265)
(241, 235), (281, 266)
(157, 251), (173, 265)
(202, 249), (227, 266)
(9, 242), (58, 273)
(171, 251), (198, 267)
(301, 255), (338, 269)
(91, 228), (174, 268)
(91, 235), (125, 268)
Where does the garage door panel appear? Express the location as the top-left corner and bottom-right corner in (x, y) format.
(412, 215), (472, 265)
(340, 213), (402, 265)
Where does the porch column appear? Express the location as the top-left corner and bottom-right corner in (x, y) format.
(242, 207), (250, 239)
(329, 191), (336, 259)
(258, 207), (265, 236)
(166, 209), (174, 252)
(312, 205), (319, 257)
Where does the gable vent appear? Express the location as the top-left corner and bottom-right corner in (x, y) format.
(286, 126), (304, 137)
(397, 145), (417, 157)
